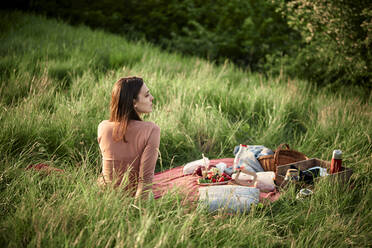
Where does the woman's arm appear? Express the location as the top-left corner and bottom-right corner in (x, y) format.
(97, 123), (114, 185)
(135, 125), (161, 199)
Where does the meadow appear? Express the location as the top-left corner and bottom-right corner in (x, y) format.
(0, 11), (371, 247)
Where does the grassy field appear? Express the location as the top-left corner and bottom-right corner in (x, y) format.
(0, 11), (371, 247)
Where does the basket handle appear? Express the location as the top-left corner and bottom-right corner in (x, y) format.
(274, 143), (291, 167)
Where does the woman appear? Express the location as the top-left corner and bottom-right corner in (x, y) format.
(97, 76), (160, 199)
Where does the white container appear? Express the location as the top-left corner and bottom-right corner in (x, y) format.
(183, 157), (210, 175)
(199, 185), (260, 213)
(255, 171), (276, 192)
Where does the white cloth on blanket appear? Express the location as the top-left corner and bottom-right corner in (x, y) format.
(199, 185), (260, 213)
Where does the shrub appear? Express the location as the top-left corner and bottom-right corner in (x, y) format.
(161, 0), (299, 71)
(270, 0), (372, 88)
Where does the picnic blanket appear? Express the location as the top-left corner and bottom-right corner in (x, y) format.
(26, 159), (280, 203)
(152, 158), (280, 203)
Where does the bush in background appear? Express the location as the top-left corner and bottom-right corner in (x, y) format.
(160, 0), (299, 71)
(270, 0), (371, 88)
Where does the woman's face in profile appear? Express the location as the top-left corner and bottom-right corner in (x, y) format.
(134, 83), (154, 114)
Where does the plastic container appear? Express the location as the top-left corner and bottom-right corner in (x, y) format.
(296, 188), (313, 199)
(215, 162), (227, 174)
(233, 144), (246, 172)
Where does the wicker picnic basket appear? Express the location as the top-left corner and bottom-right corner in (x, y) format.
(258, 144), (308, 173)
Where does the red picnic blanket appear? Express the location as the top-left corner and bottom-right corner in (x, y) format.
(27, 159), (280, 202)
(152, 158), (280, 202)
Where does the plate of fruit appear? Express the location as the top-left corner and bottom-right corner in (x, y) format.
(196, 167), (232, 186)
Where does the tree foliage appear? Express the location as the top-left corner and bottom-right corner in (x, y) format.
(271, 0), (371, 87)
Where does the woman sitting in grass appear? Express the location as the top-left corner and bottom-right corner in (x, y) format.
(97, 76), (160, 199)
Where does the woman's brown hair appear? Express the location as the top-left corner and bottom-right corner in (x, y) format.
(109, 77), (143, 142)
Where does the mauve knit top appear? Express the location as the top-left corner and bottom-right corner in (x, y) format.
(97, 120), (160, 197)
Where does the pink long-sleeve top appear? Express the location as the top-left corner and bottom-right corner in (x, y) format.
(97, 120), (160, 197)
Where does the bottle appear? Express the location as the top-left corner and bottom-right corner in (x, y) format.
(233, 144), (246, 172)
(330, 150), (342, 174)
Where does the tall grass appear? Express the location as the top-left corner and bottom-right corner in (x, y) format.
(0, 11), (371, 247)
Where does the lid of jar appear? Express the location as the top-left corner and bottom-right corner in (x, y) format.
(332, 149), (342, 159)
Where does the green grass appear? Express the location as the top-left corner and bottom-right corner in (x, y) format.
(1, 11), (371, 247)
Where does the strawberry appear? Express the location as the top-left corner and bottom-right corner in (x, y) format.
(222, 173), (231, 180)
(218, 176), (225, 182)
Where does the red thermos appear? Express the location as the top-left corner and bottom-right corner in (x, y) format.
(330, 150), (342, 174)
